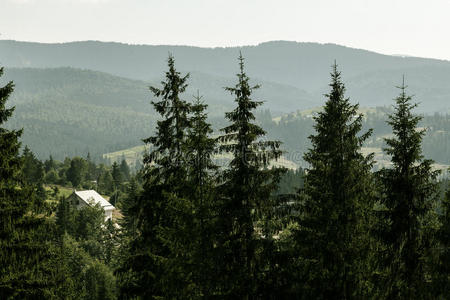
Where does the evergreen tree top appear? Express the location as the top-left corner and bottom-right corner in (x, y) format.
(143, 54), (191, 175)
(0, 67), (23, 181)
(189, 92), (214, 147)
(187, 91), (218, 173)
(222, 53), (263, 135)
(306, 62), (372, 165)
(384, 77), (426, 170)
(149, 54), (190, 118)
(219, 53), (281, 169)
(0, 67), (15, 126)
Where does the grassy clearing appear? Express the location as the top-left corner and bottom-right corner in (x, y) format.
(44, 184), (74, 201)
(103, 145), (147, 167)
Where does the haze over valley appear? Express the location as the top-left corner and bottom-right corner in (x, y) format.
(2, 0), (450, 298)
(1, 40), (449, 168)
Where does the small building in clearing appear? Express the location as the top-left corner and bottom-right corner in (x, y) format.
(68, 190), (115, 221)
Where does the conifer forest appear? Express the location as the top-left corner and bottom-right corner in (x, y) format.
(1, 48), (449, 299)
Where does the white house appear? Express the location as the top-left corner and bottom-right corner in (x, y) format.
(68, 190), (115, 221)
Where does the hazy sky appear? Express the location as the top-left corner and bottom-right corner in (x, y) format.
(2, 0), (450, 60)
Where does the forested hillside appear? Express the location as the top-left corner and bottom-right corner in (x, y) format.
(0, 67), (317, 159)
(1, 40), (450, 161)
(2, 40), (450, 113)
(2, 54), (449, 299)
(0, 68), (153, 159)
(104, 107), (450, 170)
(260, 108), (450, 165)
(1, 65), (449, 163)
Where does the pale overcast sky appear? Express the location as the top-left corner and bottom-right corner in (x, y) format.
(1, 0), (450, 60)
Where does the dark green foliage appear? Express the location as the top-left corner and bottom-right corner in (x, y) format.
(115, 178), (142, 298)
(119, 159), (131, 181)
(104, 218), (119, 266)
(66, 157), (87, 187)
(22, 146), (45, 184)
(294, 63), (375, 299)
(276, 168), (305, 195)
(184, 93), (218, 297)
(54, 198), (118, 299)
(215, 53), (283, 298)
(56, 196), (74, 236)
(3, 50), (449, 299)
(44, 155), (57, 173)
(375, 80), (440, 299)
(71, 204), (107, 258)
(98, 170), (114, 194)
(0, 66), (56, 298)
(432, 187), (450, 297)
(56, 234), (117, 300)
(111, 161), (123, 190)
(118, 55), (193, 298)
(21, 146), (47, 201)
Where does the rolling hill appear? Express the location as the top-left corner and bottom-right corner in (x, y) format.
(0, 40), (449, 160)
(0, 67), (315, 159)
(2, 40), (450, 112)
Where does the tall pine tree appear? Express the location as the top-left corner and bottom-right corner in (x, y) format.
(216, 53), (283, 298)
(294, 63), (375, 299)
(0, 67), (56, 298)
(117, 55), (192, 298)
(185, 93), (218, 297)
(375, 79), (440, 299)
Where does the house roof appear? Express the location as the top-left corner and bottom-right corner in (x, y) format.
(74, 190), (115, 210)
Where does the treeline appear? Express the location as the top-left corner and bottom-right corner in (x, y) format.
(0, 54), (449, 299)
(1, 67), (156, 160)
(5, 66), (450, 165)
(21, 147), (135, 205)
(258, 106), (450, 166)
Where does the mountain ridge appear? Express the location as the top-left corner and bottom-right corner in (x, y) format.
(2, 39), (449, 89)
(1, 40), (449, 159)
(3, 39), (450, 63)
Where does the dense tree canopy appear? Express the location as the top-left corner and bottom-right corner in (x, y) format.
(375, 80), (440, 299)
(0, 67), (56, 298)
(1, 56), (449, 299)
(215, 53), (284, 298)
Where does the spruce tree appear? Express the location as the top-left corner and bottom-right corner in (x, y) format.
(376, 80), (440, 299)
(216, 53), (283, 298)
(44, 155), (56, 173)
(98, 169), (114, 194)
(294, 63), (375, 299)
(119, 158), (131, 181)
(115, 177), (142, 299)
(22, 146), (47, 201)
(185, 93), (218, 297)
(55, 196), (74, 237)
(117, 55), (192, 298)
(0, 67), (56, 297)
(22, 146), (45, 184)
(433, 187), (450, 297)
(111, 161), (123, 189)
(66, 157), (87, 188)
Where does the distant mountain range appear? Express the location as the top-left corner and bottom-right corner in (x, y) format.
(0, 40), (449, 159)
(2, 40), (450, 111)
